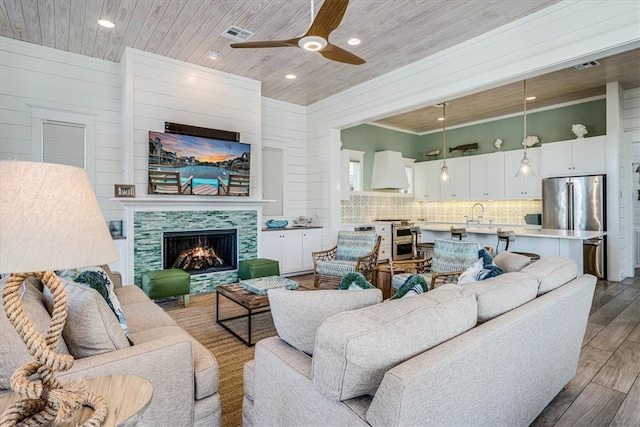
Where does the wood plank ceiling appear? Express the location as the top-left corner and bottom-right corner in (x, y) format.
(1, 0), (638, 133)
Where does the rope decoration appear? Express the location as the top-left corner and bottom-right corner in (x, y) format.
(0, 272), (107, 426)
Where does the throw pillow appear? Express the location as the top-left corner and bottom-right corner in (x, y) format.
(390, 274), (430, 299)
(268, 288), (383, 355)
(43, 278), (131, 358)
(457, 259), (484, 285)
(338, 272), (376, 290)
(494, 251), (531, 273)
(56, 266), (130, 340)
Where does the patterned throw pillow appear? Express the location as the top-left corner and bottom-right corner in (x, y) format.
(338, 272), (376, 290)
(390, 274), (430, 299)
(56, 266), (131, 342)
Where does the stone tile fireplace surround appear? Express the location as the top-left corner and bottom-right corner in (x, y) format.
(118, 198), (266, 295)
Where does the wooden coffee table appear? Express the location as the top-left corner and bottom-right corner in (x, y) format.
(216, 283), (274, 346)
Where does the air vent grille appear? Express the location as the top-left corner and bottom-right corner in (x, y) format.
(222, 26), (254, 42)
(574, 60), (600, 71)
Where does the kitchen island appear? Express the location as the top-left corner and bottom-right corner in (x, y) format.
(419, 224), (606, 275)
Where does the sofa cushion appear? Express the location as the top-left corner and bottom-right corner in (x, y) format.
(119, 301), (177, 334)
(521, 256), (578, 295)
(268, 288), (382, 355)
(44, 278), (130, 359)
(56, 266), (129, 339)
(128, 325), (219, 400)
(494, 251), (531, 272)
(1, 276), (70, 390)
(114, 284), (153, 306)
(312, 284), (477, 400)
(459, 272), (539, 322)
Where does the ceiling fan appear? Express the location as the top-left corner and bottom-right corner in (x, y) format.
(229, 0), (365, 65)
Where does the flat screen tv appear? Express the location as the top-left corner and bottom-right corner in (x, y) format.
(148, 131), (250, 196)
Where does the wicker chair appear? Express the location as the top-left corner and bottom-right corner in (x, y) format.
(312, 231), (381, 288)
(390, 239), (483, 293)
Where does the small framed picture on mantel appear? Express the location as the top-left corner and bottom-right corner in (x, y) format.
(114, 184), (136, 198)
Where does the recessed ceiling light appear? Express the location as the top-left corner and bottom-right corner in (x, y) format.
(347, 38), (361, 46)
(98, 19), (115, 28)
(526, 96), (537, 101)
(207, 51), (220, 60)
(437, 117), (445, 121)
(285, 74), (296, 80)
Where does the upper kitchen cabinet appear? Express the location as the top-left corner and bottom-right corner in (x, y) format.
(439, 157), (470, 200)
(469, 152), (505, 200)
(414, 161), (441, 201)
(504, 148), (541, 199)
(541, 136), (606, 177)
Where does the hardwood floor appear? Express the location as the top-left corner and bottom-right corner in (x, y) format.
(532, 270), (640, 427)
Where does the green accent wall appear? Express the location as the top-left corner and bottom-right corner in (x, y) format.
(341, 99), (606, 190)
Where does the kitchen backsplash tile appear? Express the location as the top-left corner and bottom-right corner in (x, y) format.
(342, 195), (542, 225)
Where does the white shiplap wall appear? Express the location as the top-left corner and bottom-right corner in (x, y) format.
(0, 37), (123, 221)
(121, 48), (262, 196)
(305, 0), (639, 279)
(261, 97), (308, 220)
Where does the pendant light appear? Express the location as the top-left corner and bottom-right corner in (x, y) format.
(516, 80), (535, 177)
(439, 102), (450, 182)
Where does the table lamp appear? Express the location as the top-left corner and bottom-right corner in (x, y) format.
(0, 161), (118, 425)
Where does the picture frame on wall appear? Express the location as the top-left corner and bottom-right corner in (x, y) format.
(114, 184), (136, 198)
(108, 220), (123, 238)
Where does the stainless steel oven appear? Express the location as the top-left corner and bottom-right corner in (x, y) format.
(392, 225), (420, 260)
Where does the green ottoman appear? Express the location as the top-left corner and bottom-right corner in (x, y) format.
(141, 268), (191, 307)
(238, 258), (280, 280)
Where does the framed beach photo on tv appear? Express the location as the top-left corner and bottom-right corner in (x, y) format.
(148, 131), (251, 196)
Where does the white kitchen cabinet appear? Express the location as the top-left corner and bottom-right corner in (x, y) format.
(261, 228), (323, 274)
(374, 223), (392, 262)
(439, 157), (470, 200)
(469, 152), (505, 200)
(504, 148), (541, 199)
(413, 161), (441, 201)
(301, 228), (323, 270)
(541, 136), (605, 177)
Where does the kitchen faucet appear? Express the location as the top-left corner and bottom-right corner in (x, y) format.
(470, 203), (485, 225)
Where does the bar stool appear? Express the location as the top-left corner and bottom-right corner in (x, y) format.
(450, 227), (467, 240)
(496, 229), (540, 262)
(416, 242), (434, 259)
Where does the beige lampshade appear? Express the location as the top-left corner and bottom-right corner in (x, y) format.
(0, 161), (118, 273)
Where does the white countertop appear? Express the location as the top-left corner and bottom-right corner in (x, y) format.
(420, 224), (605, 240)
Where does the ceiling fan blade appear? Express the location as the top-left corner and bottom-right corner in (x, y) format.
(319, 43), (365, 65)
(306, 0), (349, 39)
(230, 38), (300, 49)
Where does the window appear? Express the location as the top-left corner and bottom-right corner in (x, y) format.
(262, 147), (284, 216)
(349, 160), (362, 191)
(42, 121), (86, 168)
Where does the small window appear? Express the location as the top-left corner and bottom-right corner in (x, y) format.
(42, 121), (86, 168)
(349, 160), (362, 191)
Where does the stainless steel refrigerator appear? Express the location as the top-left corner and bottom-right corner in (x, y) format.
(542, 175), (606, 278)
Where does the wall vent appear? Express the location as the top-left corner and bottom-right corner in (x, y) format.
(574, 60), (600, 71)
(222, 26), (254, 42)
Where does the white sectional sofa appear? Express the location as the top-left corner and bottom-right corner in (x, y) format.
(243, 256), (596, 426)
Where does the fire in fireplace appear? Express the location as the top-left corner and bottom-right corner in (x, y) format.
(163, 229), (237, 275)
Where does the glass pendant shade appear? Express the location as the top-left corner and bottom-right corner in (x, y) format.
(515, 151), (534, 177)
(439, 160), (450, 181)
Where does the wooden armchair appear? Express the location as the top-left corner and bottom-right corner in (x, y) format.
(390, 240), (484, 293)
(218, 174), (249, 196)
(312, 231), (382, 288)
(148, 170), (193, 194)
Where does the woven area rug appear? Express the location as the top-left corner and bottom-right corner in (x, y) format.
(162, 273), (316, 427)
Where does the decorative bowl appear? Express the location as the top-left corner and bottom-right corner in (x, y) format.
(292, 216), (313, 227)
(266, 219), (288, 228)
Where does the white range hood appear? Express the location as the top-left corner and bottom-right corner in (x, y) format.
(371, 150), (409, 190)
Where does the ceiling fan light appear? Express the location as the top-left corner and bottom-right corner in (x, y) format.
(298, 36), (327, 51)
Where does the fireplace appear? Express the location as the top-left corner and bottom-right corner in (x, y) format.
(163, 229), (237, 275)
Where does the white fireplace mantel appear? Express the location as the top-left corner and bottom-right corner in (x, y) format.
(113, 196), (275, 211)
